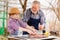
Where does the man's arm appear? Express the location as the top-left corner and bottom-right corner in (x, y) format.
(39, 10), (46, 30)
(22, 9), (30, 22)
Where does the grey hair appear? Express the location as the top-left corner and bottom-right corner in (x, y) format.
(32, 1), (40, 5)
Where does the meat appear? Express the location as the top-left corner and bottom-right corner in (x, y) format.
(29, 34), (45, 38)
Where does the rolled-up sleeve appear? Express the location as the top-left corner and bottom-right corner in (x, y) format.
(22, 9), (31, 22)
(19, 20), (27, 28)
(39, 11), (46, 25)
(40, 16), (45, 25)
(8, 20), (19, 31)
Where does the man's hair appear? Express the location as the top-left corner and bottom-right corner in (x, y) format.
(32, 1), (40, 5)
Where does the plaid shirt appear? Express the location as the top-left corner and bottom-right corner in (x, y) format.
(8, 17), (27, 34)
(23, 8), (46, 25)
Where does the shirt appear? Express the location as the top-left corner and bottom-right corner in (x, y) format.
(8, 17), (27, 34)
(22, 8), (46, 25)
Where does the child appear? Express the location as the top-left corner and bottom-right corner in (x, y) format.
(8, 7), (36, 35)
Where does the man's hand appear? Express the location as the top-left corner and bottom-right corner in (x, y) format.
(31, 26), (37, 33)
(39, 25), (44, 30)
(26, 25), (37, 34)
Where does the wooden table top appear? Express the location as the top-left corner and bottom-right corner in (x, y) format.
(7, 35), (60, 40)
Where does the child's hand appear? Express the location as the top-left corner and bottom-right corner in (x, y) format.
(26, 25), (37, 34)
(27, 30), (34, 34)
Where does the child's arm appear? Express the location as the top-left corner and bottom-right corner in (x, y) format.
(19, 20), (37, 34)
(25, 25), (37, 34)
(19, 27), (34, 34)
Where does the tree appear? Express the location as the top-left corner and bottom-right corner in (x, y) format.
(47, 0), (60, 21)
(19, 0), (27, 13)
(57, 0), (60, 21)
(19, 0), (38, 13)
(46, 0), (60, 32)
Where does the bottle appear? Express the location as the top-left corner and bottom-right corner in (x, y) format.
(43, 30), (46, 34)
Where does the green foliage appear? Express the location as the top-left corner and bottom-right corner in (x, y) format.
(0, 27), (4, 35)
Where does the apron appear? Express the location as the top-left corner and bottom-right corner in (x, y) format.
(23, 9), (41, 35)
(23, 15), (41, 35)
(27, 17), (40, 30)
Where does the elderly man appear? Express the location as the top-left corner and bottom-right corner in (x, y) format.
(23, 1), (46, 35)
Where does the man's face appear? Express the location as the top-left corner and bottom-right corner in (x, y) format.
(32, 4), (40, 12)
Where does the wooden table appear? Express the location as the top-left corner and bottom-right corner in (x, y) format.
(8, 35), (60, 40)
